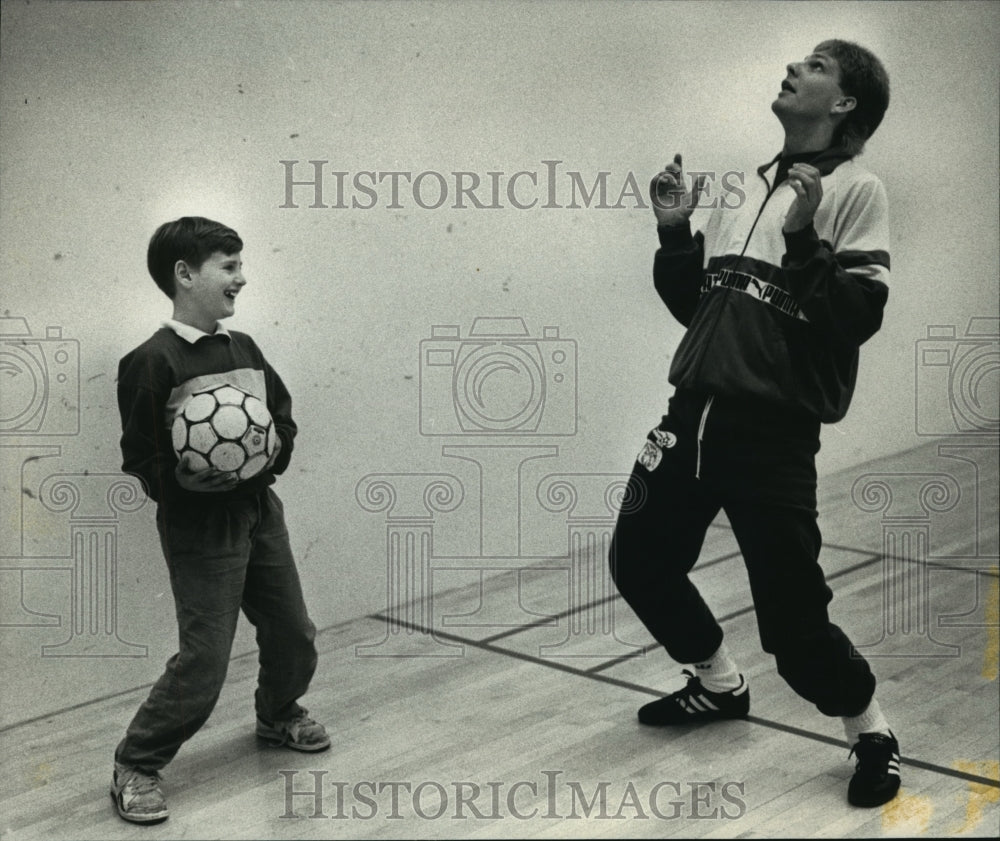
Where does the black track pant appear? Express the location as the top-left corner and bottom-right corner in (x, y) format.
(610, 390), (875, 718)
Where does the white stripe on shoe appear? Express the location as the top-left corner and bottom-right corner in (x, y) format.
(682, 695), (721, 713)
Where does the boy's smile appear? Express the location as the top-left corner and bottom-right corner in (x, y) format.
(175, 251), (246, 333)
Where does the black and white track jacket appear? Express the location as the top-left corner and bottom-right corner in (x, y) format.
(655, 147), (890, 423)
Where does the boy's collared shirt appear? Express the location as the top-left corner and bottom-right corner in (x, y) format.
(163, 319), (231, 344)
(118, 322), (296, 502)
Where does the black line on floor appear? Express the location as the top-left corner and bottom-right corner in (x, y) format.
(744, 716), (1000, 787)
(378, 543), (899, 661)
(0, 683), (158, 735)
(367, 613), (665, 698)
(416, 548), (883, 676)
(585, 644), (658, 674)
(586, 552), (883, 675)
(0, 616), (363, 736)
(480, 550), (746, 646)
(367, 614), (1000, 791)
(480, 616), (563, 643)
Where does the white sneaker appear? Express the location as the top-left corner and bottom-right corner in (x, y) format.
(110, 761), (168, 824)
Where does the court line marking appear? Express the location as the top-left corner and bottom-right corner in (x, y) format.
(0, 616), (368, 735)
(366, 613), (1000, 790)
(479, 549), (746, 644)
(474, 551), (883, 671)
(2, 543), (991, 786)
(2, 592), (994, 791)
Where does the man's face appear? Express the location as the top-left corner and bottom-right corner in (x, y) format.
(185, 251), (246, 322)
(772, 51), (851, 121)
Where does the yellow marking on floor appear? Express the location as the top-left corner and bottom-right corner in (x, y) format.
(950, 760), (1000, 835)
(31, 761), (52, 787)
(881, 789), (933, 834)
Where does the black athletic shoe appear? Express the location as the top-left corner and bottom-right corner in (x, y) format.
(848, 731), (901, 807)
(638, 669), (750, 725)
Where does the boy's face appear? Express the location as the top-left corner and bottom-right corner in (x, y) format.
(772, 51), (853, 123)
(179, 251), (246, 324)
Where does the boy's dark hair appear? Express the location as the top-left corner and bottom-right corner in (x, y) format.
(815, 39), (890, 157)
(147, 217), (243, 298)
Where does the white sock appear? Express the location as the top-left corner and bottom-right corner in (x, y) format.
(842, 698), (892, 745)
(693, 642), (743, 692)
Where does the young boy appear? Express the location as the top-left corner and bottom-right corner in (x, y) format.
(111, 217), (329, 824)
(610, 41), (899, 807)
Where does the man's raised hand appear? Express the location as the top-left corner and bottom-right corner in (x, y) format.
(649, 153), (706, 227)
(783, 163), (823, 232)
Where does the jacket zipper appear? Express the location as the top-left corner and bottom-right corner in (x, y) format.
(691, 163), (777, 479)
(695, 395), (714, 479)
(690, 172), (776, 383)
(739, 171), (776, 259)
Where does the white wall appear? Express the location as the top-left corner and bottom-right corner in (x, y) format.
(1, 0), (997, 724)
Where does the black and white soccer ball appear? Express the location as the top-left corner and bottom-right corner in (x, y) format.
(171, 385), (276, 481)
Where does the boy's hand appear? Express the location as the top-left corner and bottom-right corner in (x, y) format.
(175, 454), (239, 493)
(649, 153), (707, 227)
(784, 163), (823, 232)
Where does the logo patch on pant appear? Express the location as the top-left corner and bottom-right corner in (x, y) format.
(637, 440), (662, 471)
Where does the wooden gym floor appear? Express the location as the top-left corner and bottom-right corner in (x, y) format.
(1, 438), (997, 839)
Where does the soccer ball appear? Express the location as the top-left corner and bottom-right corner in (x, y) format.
(171, 385), (276, 481)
